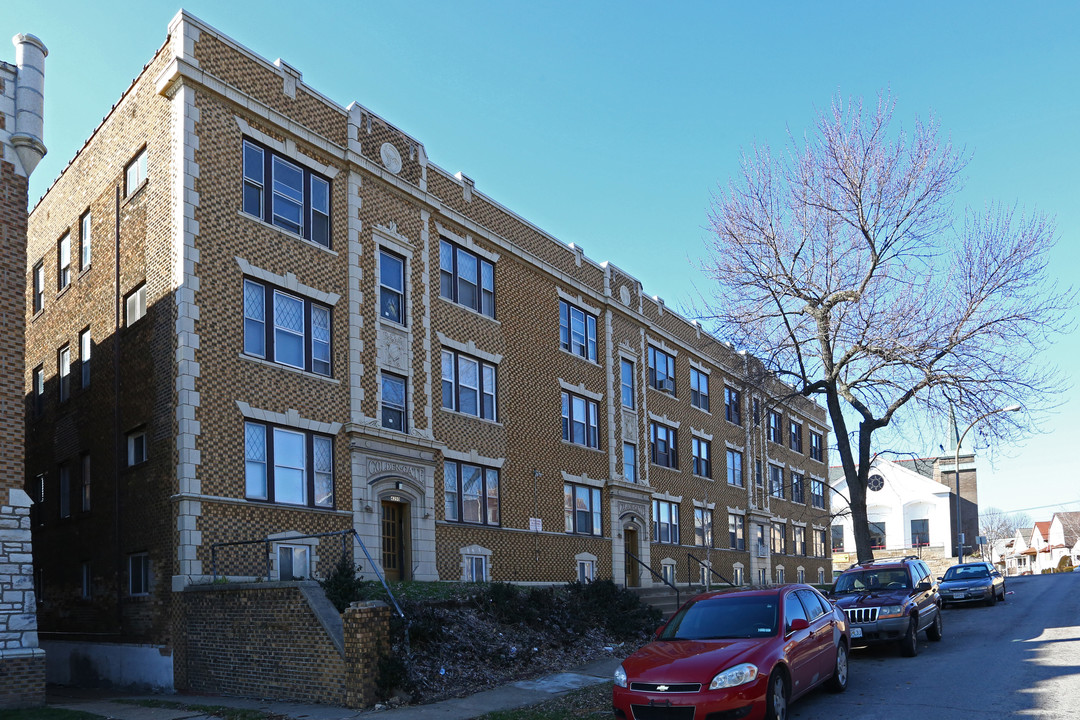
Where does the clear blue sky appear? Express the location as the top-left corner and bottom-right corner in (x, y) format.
(8, 1), (1079, 519)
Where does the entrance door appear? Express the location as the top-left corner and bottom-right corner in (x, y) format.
(625, 528), (640, 587)
(381, 501), (407, 581)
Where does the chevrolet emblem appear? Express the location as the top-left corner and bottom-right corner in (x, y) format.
(656, 685), (669, 691)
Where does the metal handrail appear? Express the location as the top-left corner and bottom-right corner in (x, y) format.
(627, 551), (679, 610)
(686, 553), (735, 589)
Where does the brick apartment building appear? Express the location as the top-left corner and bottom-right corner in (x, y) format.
(1, 31), (47, 708)
(25, 12), (832, 688)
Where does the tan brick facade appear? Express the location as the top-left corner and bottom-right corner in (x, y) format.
(24, 12), (832, 691)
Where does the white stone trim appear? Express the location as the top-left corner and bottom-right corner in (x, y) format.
(435, 221), (500, 262)
(648, 412), (680, 429)
(556, 287), (601, 316)
(727, 506), (746, 515)
(692, 499), (716, 510)
(561, 471), (605, 489)
(238, 354), (341, 384)
(772, 515), (789, 524)
(235, 116), (339, 178)
(235, 401), (342, 436)
(420, 210), (434, 434)
(373, 224), (414, 255)
(688, 358), (711, 374)
(646, 336), (679, 357)
(725, 441), (745, 452)
(558, 379), (602, 402)
(235, 258), (341, 306)
(651, 491), (683, 503)
(690, 427), (713, 441)
(347, 171), (365, 425)
(436, 332), (503, 364)
(442, 449), (506, 469)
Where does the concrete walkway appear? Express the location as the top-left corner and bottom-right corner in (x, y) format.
(46, 656), (622, 720)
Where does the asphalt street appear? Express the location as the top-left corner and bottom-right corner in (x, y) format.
(792, 572), (1080, 719)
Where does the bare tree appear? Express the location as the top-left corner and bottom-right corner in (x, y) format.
(701, 93), (1071, 563)
(979, 507), (1029, 561)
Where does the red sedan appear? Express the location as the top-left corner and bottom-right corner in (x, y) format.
(613, 584), (848, 720)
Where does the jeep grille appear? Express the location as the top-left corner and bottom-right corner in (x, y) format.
(844, 607), (879, 624)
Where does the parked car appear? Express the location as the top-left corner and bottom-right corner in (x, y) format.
(939, 562), (1006, 607)
(827, 556), (942, 657)
(613, 584), (848, 720)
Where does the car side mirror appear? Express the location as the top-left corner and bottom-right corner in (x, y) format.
(787, 618), (809, 634)
(917, 581), (932, 592)
(937, 576), (944, 581)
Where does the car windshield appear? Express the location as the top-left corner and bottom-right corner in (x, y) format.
(659, 595), (779, 640)
(833, 568), (910, 593)
(944, 566), (990, 580)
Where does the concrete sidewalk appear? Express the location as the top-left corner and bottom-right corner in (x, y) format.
(46, 656), (622, 720)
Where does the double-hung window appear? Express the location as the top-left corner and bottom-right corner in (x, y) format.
(690, 368), (709, 411)
(728, 514), (746, 551)
(565, 484), (602, 536)
(791, 472), (805, 503)
(790, 420), (803, 452)
(242, 139), (331, 247)
(815, 529), (827, 557)
(58, 233), (71, 290)
(794, 526), (807, 556)
(810, 479), (826, 509)
(125, 285), (146, 326)
(653, 499), (679, 544)
(58, 346), (71, 403)
(769, 465), (784, 499)
(692, 437), (711, 478)
(80, 211), (92, 270)
(81, 453), (91, 512)
(32, 366), (44, 418)
(441, 350), (496, 420)
(129, 553), (150, 596)
(755, 459), (763, 487)
(623, 443), (637, 482)
(771, 524), (787, 555)
(243, 279), (332, 376)
(439, 238), (494, 317)
(810, 431), (823, 462)
(650, 422), (678, 469)
(125, 149), (147, 197)
(648, 346), (676, 395)
(559, 300), (597, 361)
(768, 410), (782, 443)
(726, 448), (743, 487)
(379, 249), (406, 324)
(380, 373), (407, 433)
(244, 422), (334, 508)
(752, 398), (760, 426)
(80, 328), (91, 388)
(444, 461), (499, 525)
(561, 391), (599, 449)
(127, 430), (147, 466)
(694, 507), (712, 547)
(33, 261), (44, 314)
(620, 359), (635, 408)
(724, 387), (741, 425)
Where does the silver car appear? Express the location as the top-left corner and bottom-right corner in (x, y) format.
(939, 562), (1005, 607)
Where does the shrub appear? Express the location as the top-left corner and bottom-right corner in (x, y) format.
(319, 554), (371, 612)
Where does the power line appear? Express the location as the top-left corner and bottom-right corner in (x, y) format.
(991, 498), (1080, 515)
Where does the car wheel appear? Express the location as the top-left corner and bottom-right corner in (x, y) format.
(987, 589), (997, 607)
(1000, 585), (1006, 603)
(900, 616), (919, 657)
(764, 669), (789, 720)
(827, 642), (848, 692)
(926, 609), (943, 642)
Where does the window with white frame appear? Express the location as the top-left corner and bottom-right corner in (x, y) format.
(242, 139), (331, 247)
(653, 499), (680, 544)
(650, 422), (678, 469)
(726, 448), (743, 487)
(559, 299), (597, 362)
(577, 560), (595, 583)
(810, 431), (823, 461)
(690, 368), (709, 411)
(692, 437), (711, 478)
(769, 465), (784, 499)
(81, 453), (91, 512)
(244, 422), (334, 508)
(444, 461), (500, 525)
(465, 554), (488, 582)
(810, 479), (826, 509)
(790, 420), (803, 452)
(755, 459), (763, 488)
(758, 568), (767, 586)
(441, 349), (497, 420)
(561, 391), (599, 449)
(772, 524), (787, 555)
(125, 285), (146, 326)
(278, 545), (310, 580)
(80, 210), (92, 270)
(565, 484), (602, 536)
(129, 552), (150, 596)
(623, 442), (637, 482)
(243, 279), (332, 376)
(620, 358), (635, 408)
(33, 261), (44, 314)
(752, 398), (760, 426)
(32, 365), (44, 419)
(58, 346), (71, 403)
(797, 567), (805, 584)
(791, 472), (805, 503)
(776, 566), (785, 584)
(728, 514), (745, 550)
(58, 463), (70, 519)
(127, 430), (147, 466)
(794, 526), (807, 556)
(694, 507), (712, 547)
(381, 373), (407, 433)
(818, 567), (826, 585)
(58, 232), (71, 290)
(768, 410), (782, 443)
(816, 529), (828, 556)
(379, 249), (406, 324)
(125, 148), (147, 197)
(724, 387), (741, 425)
(733, 565), (744, 586)
(648, 346), (676, 395)
(439, 237), (494, 317)
(80, 328), (91, 388)
(662, 564), (676, 585)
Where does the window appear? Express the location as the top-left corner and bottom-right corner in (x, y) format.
(561, 391), (599, 449)
(648, 346), (676, 395)
(911, 518), (930, 547)
(726, 449), (743, 487)
(125, 148), (147, 197)
(129, 553), (149, 596)
(650, 422), (678, 469)
(755, 459), (763, 487)
(724, 387), (741, 425)
(559, 300), (597, 362)
(565, 484), (602, 536)
(831, 525), (844, 552)
(752, 398), (760, 426)
(379, 249), (406, 324)
(810, 431), (823, 462)
(794, 526), (807, 556)
(80, 211), (92, 270)
(81, 561), (91, 599)
(692, 437), (711, 478)
(466, 555), (488, 582)
(653, 499), (680, 544)
(278, 545), (310, 580)
(125, 285), (146, 326)
(810, 479), (826, 509)
(244, 422), (334, 508)
(577, 560), (595, 583)
(58, 463), (70, 519)
(440, 238), (494, 317)
(758, 568), (767, 586)
(690, 369), (710, 411)
(620, 359), (635, 408)
(127, 430), (147, 466)
(694, 507), (712, 547)
(58, 346), (71, 403)
(444, 461), (500, 525)
(81, 453), (91, 512)
(441, 349), (497, 420)
(769, 465), (784, 499)
(32, 365), (44, 418)
(734, 566), (744, 585)
(79, 329), (91, 388)
(798, 568), (805, 584)
(381, 373), (407, 432)
(243, 280), (332, 376)
(242, 139), (331, 246)
(869, 522), (886, 549)
(728, 514), (745, 551)
(776, 566), (786, 584)
(662, 564), (676, 585)
(790, 421), (803, 452)
(58, 233), (71, 290)
(768, 410), (782, 443)
(791, 472), (805, 504)
(623, 443), (637, 483)
(818, 567), (826, 585)
(815, 529), (827, 557)
(32, 261), (44, 314)
(772, 524), (787, 555)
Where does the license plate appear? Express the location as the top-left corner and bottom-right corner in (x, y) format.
(952, 593), (965, 599)
(850, 627), (863, 638)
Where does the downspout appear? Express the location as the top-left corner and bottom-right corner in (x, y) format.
(114, 185), (123, 630)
